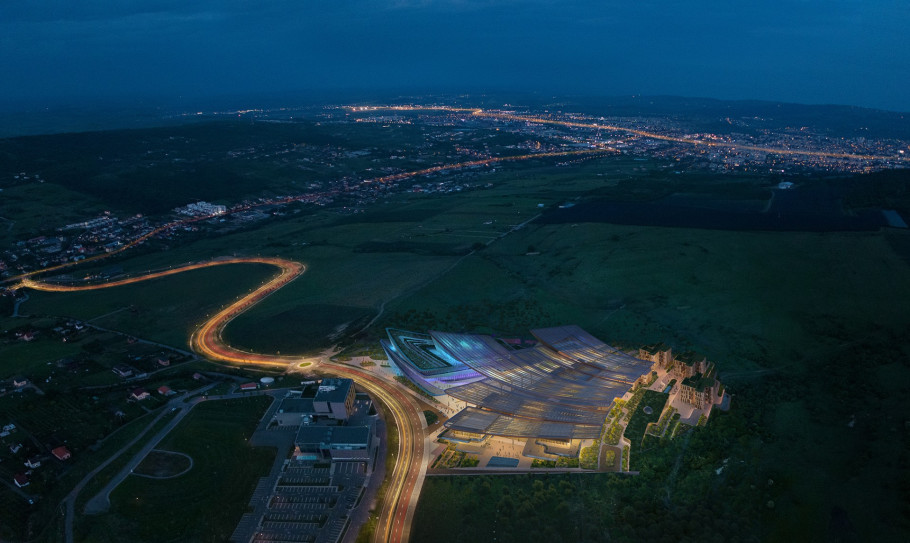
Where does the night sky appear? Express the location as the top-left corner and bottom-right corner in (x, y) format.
(2, 1), (908, 111)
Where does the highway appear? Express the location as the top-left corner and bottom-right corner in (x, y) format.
(19, 258), (427, 543)
(366, 105), (910, 162)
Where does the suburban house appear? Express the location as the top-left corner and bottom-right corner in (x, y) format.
(14, 473), (29, 488)
(25, 455), (41, 469)
(130, 388), (150, 401)
(112, 364), (134, 378)
(52, 446), (72, 461)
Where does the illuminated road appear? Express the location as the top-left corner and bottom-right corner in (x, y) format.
(364, 105), (910, 162)
(361, 148), (611, 184)
(1, 146), (609, 286)
(18, 258), (426, 543)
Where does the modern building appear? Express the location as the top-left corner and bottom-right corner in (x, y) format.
(388, 325), (655, 448)
(679, 371), (719, 409)
(313, 378), (356, 421)
(380, 329), (484, 395)
(639, 343), (673, 370)
(672, 351), (708, 380)
(294, 424), (375, 461)
(272, 379), (367, 427)
(273, 396), (317, 427)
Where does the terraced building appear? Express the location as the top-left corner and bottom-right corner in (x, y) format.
(382, 325), (655, 444)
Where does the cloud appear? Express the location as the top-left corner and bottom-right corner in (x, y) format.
(0, 0), (907, 110)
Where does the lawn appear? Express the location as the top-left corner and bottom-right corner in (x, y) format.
(78, 396), (274, 542)
(623, 390), (669, 462)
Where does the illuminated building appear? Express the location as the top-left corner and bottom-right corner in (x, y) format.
(384, 325), (655, 446)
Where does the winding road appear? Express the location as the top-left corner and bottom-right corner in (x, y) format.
(18, 257), (426, 543)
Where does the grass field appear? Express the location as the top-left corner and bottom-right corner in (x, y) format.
(132, 450), (192, 478)
(0, 331), (87, 376)
(78, 396), (274, 542)
(21, 263), (277, 349)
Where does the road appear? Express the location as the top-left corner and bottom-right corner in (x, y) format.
(0, 144), (607, 287)
(61, 384), (212, 543)
(83, 396), (205, 514)
(367, 105), (910, 162)
(21, 257), (427, 543)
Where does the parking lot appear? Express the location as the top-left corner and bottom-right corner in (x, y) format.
(237, 458), (369, 543)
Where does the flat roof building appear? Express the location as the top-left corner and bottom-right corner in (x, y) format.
(313, 378), (356, 421)
(295, 424), (374, 461)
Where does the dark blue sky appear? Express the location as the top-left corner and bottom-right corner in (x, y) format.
(2, 1), (908, 111)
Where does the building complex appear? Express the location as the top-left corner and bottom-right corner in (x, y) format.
(383, 326), (727, 467)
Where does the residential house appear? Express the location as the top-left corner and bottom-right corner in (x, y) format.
(14, 473), (29, 488)
(52, 446), (72, 461)
(130, 388), (150, 401)
(112, 364), (134, 378)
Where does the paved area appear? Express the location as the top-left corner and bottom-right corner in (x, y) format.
(233, 453), (373, 543)
(342, 416), (386, 543)
(232, 399), (380, 543)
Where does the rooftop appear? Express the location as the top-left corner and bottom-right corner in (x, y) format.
(278, 397), (315, 414)
(675, 350), (705, 365)
(296, 425), (371, 447)
(640, 343), (668, 355)
(682, 372), (715, 392)
(314, 378), (353, 404)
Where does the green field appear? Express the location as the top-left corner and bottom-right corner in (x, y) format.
(21, 263), (277, 349)
(77, 396), (274, 542)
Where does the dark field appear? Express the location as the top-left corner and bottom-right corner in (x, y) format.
(22, 263), (277, 349)
(539, 192), (886, 231)
(77, 396), (273, 542)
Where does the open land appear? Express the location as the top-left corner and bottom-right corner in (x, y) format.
(76, 397), (274, 542)
(1, 99), (909, 542)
